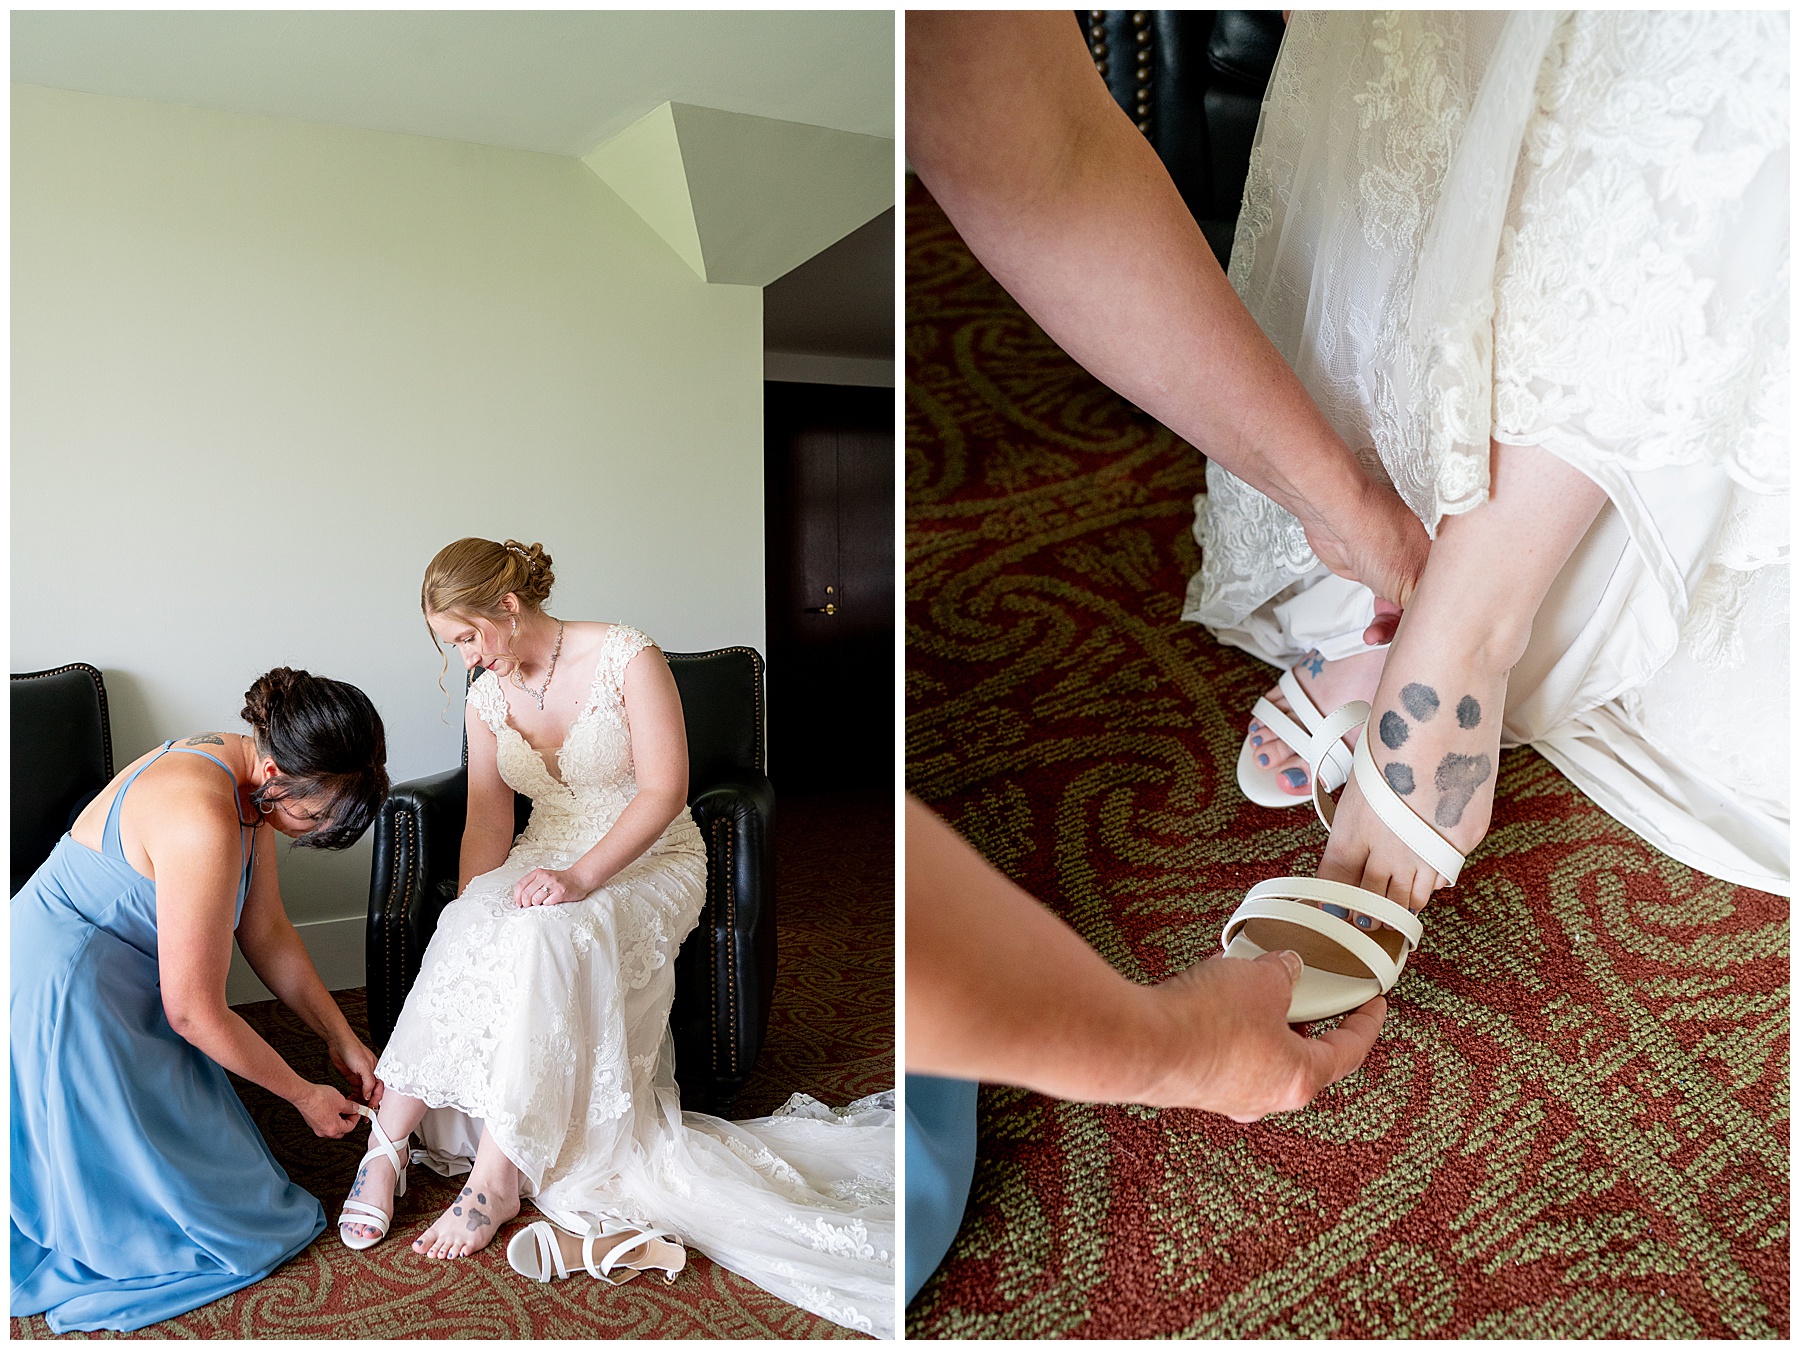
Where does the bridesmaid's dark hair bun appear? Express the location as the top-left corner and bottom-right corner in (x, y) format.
(241, 667), (389, 850)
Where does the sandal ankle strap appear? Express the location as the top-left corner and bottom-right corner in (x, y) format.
(352, 1103), (409, 1176)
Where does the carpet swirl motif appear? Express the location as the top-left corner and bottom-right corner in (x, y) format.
(904, 179), (1788, 1339)
(11, 791), (893, 1340)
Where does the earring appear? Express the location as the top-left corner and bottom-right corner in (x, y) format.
(259, 800), (274, 814)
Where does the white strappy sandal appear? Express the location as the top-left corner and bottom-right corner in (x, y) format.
(338, 1104), (410, 1251)
(1221, 699), (1467, 1022)
(506, 1219), (688, 1286)
(1238, 667), (1356, 808)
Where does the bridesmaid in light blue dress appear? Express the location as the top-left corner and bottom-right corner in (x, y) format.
(11, 667), (390, 1333)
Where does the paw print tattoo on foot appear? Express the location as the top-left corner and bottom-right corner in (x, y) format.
(1379, 711), (1410, 749)
(1399, 683), (1439, 721)
(1433, 752), (1492, 828)
(1374, 686), (1489, 827)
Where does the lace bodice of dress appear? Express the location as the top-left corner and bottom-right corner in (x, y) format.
(468, 623), (660, 852)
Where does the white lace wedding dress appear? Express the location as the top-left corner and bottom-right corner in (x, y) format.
(376, 625), (895, 1337)
(1186, 11), (1789, 894)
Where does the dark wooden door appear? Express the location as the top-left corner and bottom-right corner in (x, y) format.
(765, 383), (894, 791)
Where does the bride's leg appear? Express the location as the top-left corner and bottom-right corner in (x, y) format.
(414, 1126), (523, 1259)
(1319, 441), (1607, 909)
(341, 1093), (428, 1243)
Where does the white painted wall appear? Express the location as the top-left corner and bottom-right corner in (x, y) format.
(13, 85), (766, 996)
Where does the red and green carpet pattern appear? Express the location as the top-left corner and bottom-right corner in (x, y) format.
(12, 790), (893, 1340)
(904, 178), (1788, 1339)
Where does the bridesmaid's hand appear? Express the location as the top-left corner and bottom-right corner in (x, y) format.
(330, 1036), (384, 1106)
(297, 1083), (365, 1139)
(513, 867), (583, 908)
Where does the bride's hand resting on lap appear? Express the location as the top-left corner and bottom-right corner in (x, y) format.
(513, 866), (585, 908)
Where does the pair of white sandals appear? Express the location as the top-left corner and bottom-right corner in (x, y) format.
(1227, 683), (1467, 1022)
(336, 1105), (688, 1288)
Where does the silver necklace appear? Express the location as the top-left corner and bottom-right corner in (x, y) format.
(515, 619), (565, 712)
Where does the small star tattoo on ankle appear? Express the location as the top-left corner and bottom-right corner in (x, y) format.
(1304, 652), (1325, 678)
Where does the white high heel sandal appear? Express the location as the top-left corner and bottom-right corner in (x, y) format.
(507, 1218), (688, 1285)
(1221, 700), (1467, 1022)
(338, 1104), (410, 1251)
(1237, 666), (1356, 808)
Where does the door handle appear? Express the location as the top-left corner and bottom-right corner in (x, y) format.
(803, 603), (838, 615)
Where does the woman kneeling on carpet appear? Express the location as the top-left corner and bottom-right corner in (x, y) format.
(12, 668), (390, 1334)
(338, 538), (895, 1338)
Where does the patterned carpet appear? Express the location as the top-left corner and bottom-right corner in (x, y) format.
(903, 178), (1789, 1339)
(12, 790), (893, 1340)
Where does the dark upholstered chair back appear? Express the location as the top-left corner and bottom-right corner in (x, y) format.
(667, 648), (766, 785)
(12, 664), (114, 895)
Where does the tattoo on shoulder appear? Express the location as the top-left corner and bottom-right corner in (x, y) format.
(183, 734), (225, 746)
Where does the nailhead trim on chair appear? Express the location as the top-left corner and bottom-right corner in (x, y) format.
(724, 819), (738, 1076)
(386, 807), (417, 1021)
(664, 646), (767, 774)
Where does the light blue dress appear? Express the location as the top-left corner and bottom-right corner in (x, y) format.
(905, 1073), (978, 1305)
(10, 743), (325, 1333)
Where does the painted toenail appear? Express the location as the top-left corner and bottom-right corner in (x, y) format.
(1252, 735), (1264, 746)
(1281, 768), (1307, 787)
(1258, 753), (1270, 766)
(1355, 914), (1373, 929)
(1321, 903), (1349, 919)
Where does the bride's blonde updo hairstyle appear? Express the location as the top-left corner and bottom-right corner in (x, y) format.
(241, 667), (389, 850)
(421, 538), (556, 696)
(421, 537), (555, 622)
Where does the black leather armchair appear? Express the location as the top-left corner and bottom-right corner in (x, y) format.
(366, 647), (775, 1111)
(1078, 11), (1286, 264)
(12, 664), (115, 896)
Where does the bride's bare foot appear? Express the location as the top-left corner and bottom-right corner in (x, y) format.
(413, 1173), (520, 1259)
(1248, 648), (1388, 795)
(1317, 621), (1509, 914)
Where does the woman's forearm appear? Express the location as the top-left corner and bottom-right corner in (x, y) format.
(905, 798), (1172, 1101)
(569, 790), (685, 894)
(170, 1003), (313, 1104)
(459, 821), (514, 896)
(241, 918), (357, 1049)
(907, 12), (1366, 532)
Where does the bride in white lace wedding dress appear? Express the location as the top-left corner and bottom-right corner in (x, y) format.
(1189, 11), (1788, 894)
(343, 540), (893, 1337)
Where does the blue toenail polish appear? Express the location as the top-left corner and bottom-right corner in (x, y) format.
(1355, 914), (1373, 929)
(1252, 735), (1264, 746)
(1321, 903), (1349, 919)
(1282, 768), (1307, 787)
(1258, 753), (1270, 766)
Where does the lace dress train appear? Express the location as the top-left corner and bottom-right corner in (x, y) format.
(1185, 10), (1789, 892)
(377, 625), (895, 1336)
